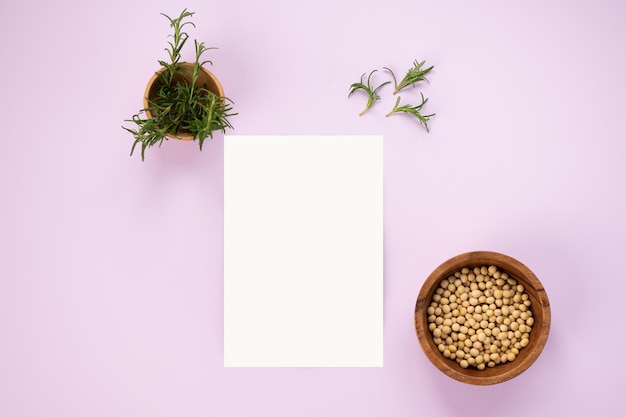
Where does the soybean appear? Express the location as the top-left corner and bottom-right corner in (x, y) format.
(427, 264), (533, 370)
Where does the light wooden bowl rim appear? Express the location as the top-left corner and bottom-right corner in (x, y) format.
(414, 251), (551, 385)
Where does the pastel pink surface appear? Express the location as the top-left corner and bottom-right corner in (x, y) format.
(1, 1), (625, 416)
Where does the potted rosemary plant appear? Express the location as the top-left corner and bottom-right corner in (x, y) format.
(123, 9), (236, 160)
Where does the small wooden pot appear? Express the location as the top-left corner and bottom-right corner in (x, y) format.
(143, 62), (224, 141)
(414, 251), (551, 385)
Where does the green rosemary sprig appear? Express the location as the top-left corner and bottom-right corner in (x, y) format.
(184, 93), (236, 151)
(348, 70), (390, 115)
(125, 116), (168, 161)
(385, 59), (434, 94)
(157, 9), (196, 84)
(385, 93), (435, 132)
(161, 9), (195, 62)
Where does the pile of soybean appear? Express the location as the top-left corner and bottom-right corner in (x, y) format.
(427, 265), (534, 370)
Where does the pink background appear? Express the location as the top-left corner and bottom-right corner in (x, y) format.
(1, 0), (625, 416)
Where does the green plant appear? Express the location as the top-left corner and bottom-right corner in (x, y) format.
(123, 9), (236, 160)
(385, 59), (433, 94)
(348, 70), (390, 115)
(385, 93), (435, 132)
(349, 59), (435, 132)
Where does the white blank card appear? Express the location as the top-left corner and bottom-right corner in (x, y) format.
(224, 135), (383, 367)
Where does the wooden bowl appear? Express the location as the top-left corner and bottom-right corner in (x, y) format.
(414, 251), (550, 385)
(143, 62), (224, 141)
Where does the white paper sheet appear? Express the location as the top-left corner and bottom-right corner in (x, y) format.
(224, 135), (383, 367)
